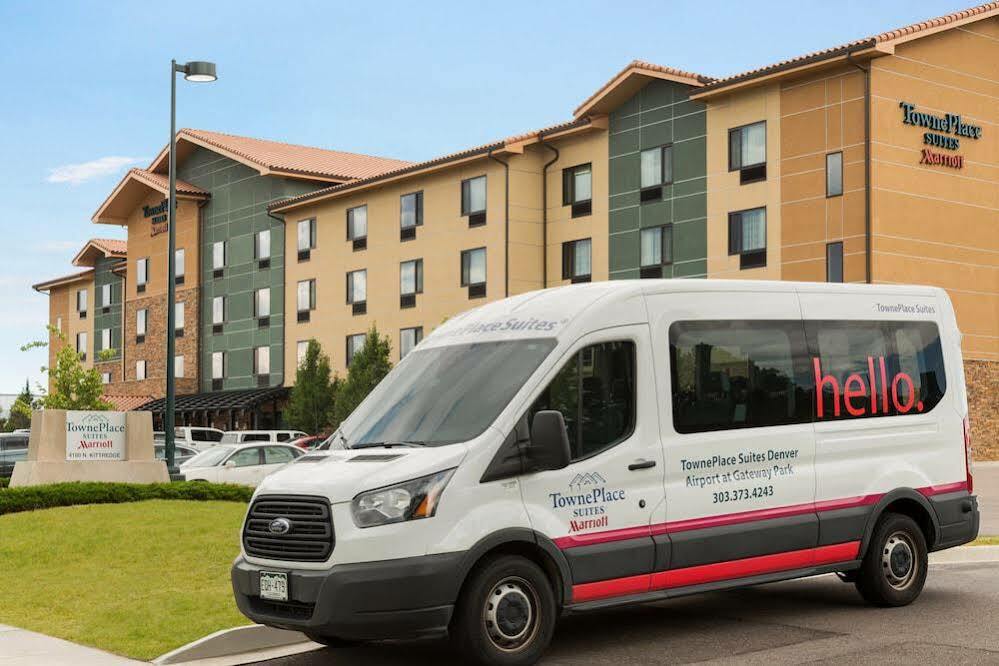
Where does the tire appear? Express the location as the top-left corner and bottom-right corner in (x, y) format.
(450, 554), (557, 666)
(855, 512), (928, 607)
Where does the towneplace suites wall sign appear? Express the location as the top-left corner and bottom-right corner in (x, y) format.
(899, 101), (982, 170)
(143, 199), (169, 237)
(66, 410), (127, 461)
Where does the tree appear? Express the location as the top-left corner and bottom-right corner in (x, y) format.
(331, 326), (392, 429)
(21, 326), (112, 411)
(3, 380), (35, 431)
(284, 339), (338, 434)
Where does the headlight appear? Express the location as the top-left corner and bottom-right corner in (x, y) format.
(351, 468), (456, 528)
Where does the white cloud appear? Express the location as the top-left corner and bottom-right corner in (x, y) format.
(47, 156), (144, 185)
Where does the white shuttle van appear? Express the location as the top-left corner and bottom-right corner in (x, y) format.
(232, 281), (979, 665)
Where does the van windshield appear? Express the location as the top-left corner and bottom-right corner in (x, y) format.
(347, 339), (557, 448)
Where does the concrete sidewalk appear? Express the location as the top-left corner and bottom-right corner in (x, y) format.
(974, 460), (998, 536)
(0, 624), (144, 665)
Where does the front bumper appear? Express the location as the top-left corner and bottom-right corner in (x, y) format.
(231, 551), (465, 641)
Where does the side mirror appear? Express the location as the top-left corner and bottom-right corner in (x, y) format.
(224, 460), (236, 468)
(528, 410), (571, 472)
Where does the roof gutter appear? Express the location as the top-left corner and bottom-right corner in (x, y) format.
(846, 49), (873, 284)
(538, 131), (561, 289)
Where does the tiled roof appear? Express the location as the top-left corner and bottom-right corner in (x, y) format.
(152, 129), (413, 182)
(32, 268), (94, 292)
(574, 60), (715, 116)
(269, 117), (593, 213)
(88, 238), (127, 256)
(127, 168), (208, 196)
(103, 394), (157, 412)
(697, 2), (999, 94)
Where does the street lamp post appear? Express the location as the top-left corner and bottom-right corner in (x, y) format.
(165, 59), (216, 476)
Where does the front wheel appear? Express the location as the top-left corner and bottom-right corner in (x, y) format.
(855, 512), (928, 606)
(450, 555), (557, 665)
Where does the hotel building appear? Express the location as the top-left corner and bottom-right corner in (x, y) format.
(33, 3), (998, 445)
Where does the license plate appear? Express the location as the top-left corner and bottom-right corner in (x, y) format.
(259, 571), (288, 601)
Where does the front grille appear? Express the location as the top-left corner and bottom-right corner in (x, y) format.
(249, 597), (316, 621)
(243, 495), (334, 562)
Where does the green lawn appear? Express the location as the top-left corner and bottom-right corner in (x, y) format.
(972, 536), (999, 546)
(0, 499), (252, 660)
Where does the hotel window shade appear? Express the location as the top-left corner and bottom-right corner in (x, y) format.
(347, 206), (367, 240)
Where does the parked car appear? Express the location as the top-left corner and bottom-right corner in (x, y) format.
(153, 443), (199, 467)
(220, 430), (308, 444)
(288, 435), (324, 450)
(154, 427), (225, 451)
(180, 443), (304, 486)
(0, 433), (29, 477)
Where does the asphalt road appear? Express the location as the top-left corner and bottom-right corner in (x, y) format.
(253, 560), (999, 665)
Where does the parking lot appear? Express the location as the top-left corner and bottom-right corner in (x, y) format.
(256, 560), (999, 665)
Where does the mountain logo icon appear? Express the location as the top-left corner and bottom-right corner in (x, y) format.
(568, 472), (606, 489)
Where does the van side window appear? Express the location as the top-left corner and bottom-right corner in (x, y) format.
(243, 433), (270, 442)
(670, 321), (813, 433)
(529, 341), (636, 460)
(806, 320), (945, 420)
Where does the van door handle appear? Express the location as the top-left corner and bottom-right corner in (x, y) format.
(628, 460), (656, 471)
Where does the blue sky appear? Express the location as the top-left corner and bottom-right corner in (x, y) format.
(0, 0), (973, 394)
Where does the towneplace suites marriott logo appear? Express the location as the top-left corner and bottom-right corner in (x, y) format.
(899, 101), (982, 170)
(550, 472), (626, 533)
(65, 411), (127, 461)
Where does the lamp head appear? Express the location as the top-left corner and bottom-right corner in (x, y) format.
(183, 61), (217, 82)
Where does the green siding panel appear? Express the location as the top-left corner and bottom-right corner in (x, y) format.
(93, 256), (123, 361)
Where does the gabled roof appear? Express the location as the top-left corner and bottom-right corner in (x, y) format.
(103, 394), (157, 411)
(147, 128), (413, 183)
(92, 168), (208, 225)
(574, 60), (715, 118)
(32, 268), (94, 293)
(72, 238), (128, 267)
(269, 116), (602, 214)
(693, 2), (999, 99)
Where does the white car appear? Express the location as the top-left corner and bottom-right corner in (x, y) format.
(181, 443), (305, 486)
(220, 430), (309, 444)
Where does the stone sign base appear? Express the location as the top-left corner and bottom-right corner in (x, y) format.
(9, 410), (169, 488)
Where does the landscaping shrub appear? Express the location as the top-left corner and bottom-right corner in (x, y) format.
(0, 481), (252, 516)
(0, 477), (8, 489)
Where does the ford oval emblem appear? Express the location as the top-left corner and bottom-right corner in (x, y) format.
(268, 517), (292, 535)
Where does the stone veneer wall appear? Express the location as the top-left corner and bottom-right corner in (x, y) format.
(966, 359), (999, 461)
(122, 288), (200, 396)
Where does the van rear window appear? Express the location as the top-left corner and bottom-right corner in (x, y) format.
(669, 319), (946, 433)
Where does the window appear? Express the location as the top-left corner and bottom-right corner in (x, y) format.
(827, 242), (844, 283)
(347, 269), (367, 315)
(640, 145), (672, 202)
(254, 346), (270, 376)
(826, 152), (843, 197)
(212, 296), (225, 328)
(212, 241), (226, 275)
(529, 341), (636, 460)
(346, 333), (366, 367)
(297, 340), (309, 368)
(640, 225), (673, 278)
(175, 301), (185, 335)
(297, 279), (316, 321)
(212, 352), (225, 380)
(670, 321), (813, 433)
(101, 372), (111, 384)
(729, 121), (767, 183)
(461, 175), (487, 226)
(174, 248), (185, 283)
(136, 258), (148, 291)
(562, 163), (592, 217)
(728, 207), (767, 269)
(254, 288), (270, 320)
(136, 308), (147, 341)
(255, 230), (271, 266)
(347, 206), (367, 250)
(229, 447), (261, 467)
(561, 238), (592, 283)
(298, 218), (316, 250)
(100, 328), (111, 351)
(400, 327), (423, 359)
(175, 355), (184, 379)
(461, 247), (487, 298)
(264, 446), (296, 465)
(400, 191), (423, 235)
(136, 360), (147, 381)
(76, 289), (87, 316)
(100, 283), (112, 308)
(56, 316), (62, 332)
(807, 321), (945, 421)
(400, 259), (423, 307)
(76, 332), (87, 360)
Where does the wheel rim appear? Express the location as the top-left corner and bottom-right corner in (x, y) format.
(882, 530), (917, 590)
(482, 576), (540, 652)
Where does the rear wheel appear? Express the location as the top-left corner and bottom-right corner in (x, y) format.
(450, 554), (557, 665)
(855, 512), (928, 606)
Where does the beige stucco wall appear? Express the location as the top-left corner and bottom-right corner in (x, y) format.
(705, 83), (782, 279)
(52, 278), (95, 375)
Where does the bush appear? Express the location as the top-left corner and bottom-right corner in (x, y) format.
(0, 477), (8, 489)
(0, 481), (252, 516)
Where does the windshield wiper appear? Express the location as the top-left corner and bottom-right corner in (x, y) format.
(351, 441), (427, 450)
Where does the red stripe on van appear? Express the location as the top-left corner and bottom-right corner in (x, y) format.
(916, 480), (968, 496)
(553, 525), (651, 549)
(571, 541), (861, 603)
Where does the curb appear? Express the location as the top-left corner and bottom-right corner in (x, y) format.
(929, 545), (999, 564)
(153, 625), (319, 666)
